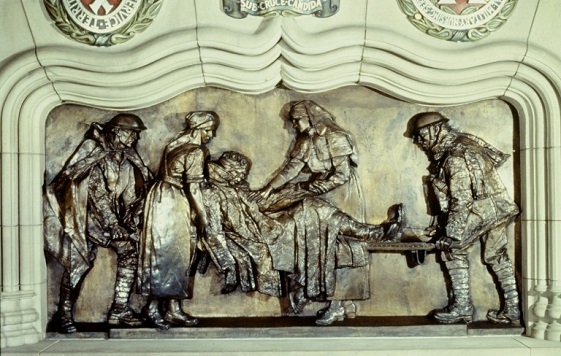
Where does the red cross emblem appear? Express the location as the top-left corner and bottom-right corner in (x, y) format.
(437, 0), (488, 15)
(81, 0), (121, 16)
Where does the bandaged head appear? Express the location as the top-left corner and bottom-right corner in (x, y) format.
(208, 151), (251, 185)
(185, 111), (218, 130)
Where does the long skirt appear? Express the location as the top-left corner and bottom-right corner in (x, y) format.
(137, 181), (196, 298)
(289, 198), (370, 301)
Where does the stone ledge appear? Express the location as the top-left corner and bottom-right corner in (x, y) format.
(42, 317), (524, 340)
(2, 335), (560, 356)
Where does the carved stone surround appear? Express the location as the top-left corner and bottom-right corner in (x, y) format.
(1, 0), (560, 349)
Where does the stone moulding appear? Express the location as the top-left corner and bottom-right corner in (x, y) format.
(398, 0), (518, 42)
(43, 0), (164, 46)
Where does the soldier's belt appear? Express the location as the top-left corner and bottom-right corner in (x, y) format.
(366, 241), (435, 252)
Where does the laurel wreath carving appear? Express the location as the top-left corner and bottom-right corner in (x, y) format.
(44, 0), (163, 46)
(398, 0), (517, 42)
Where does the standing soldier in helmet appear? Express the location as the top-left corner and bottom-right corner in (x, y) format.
(407, 112), (521, 325)
(44, 113), (153, 333)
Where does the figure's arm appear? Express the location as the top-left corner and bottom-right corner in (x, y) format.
(443, 155), (472, 244)
(56, 140), (104, 182)
(120, 166), (148, 237)
(306, 155), (351, 194)
(188, 182), (207, 233)
(304, 131), (354, 194)
(204, 190), (223, 237)
(183, 147), (208, 232)
(201, 189), (236, 271)
(250, 136), (309, 202)
(87, 169), (129, 241)
(268, 158), (306, 190)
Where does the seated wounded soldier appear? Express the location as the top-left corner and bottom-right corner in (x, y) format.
(202, 151), (402, 325)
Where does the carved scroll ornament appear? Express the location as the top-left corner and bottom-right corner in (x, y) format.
(223, 0), (339, 18)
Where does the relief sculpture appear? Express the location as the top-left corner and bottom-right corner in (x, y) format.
(44, 114), (153, 333)
(205, 150), (401, 325)
(44, 98), (521, 334)
(138, 112), (219, 329)
(249, 100), (401, 324)
(406, 112), (521, 326)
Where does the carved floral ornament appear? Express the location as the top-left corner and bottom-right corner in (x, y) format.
(223, 0), (340, 18)
(44, 0), (163, 46)
(398, 0), (518, 42)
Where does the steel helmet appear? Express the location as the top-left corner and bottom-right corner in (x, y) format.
(404, 112), (448, 138)
(105, 114), (147, 131)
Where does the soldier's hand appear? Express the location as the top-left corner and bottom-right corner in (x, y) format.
(425, 225), (438, 237)
(123, 216), (137, 232)
(197, 225), (207, 238)
(432, 178), (448, 193)
(111, 225), (130, 241)
(128, 231), (140, 242)
(436, 236), (455, 251)
(196, 215), (207, 237)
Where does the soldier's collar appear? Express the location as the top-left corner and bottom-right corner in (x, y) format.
(431, 131), (457, 160)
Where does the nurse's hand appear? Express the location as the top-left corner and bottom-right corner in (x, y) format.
(248, 185), (273, 202)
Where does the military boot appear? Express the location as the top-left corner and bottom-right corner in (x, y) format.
(289, 287), (308, 315)
(338, 215), (384, 241)
(163, 299), (199, 327)
(317, 301), (356, 319)
(54, 271), (77, 333)
(487, 261), (521, 325)
(142, 299), (170, 330)
(315, 300), (346, 326)
(342, 301), (357, 318)
(221, 265), (239, 294)
(107, 263), (143, 327)
(380, 203), (403, 242)
(433, 266), (474, 323)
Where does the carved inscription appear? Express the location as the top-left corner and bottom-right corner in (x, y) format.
(62, 0), (142, 34)
(44, 0), (163, 46)
(223, 0), (339, 18)
(398, 0), (518, 41)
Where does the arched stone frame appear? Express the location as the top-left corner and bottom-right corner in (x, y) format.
(1, 0), (560, 348)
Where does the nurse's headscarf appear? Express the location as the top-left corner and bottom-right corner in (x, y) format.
(290, 100), (347, 136)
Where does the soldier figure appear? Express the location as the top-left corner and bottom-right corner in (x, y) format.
(408, 112), (521, 325)
(44, 114), (153, 333)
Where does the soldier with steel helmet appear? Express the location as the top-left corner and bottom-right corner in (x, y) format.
(407, 112), (521, 325)
(44, 113), (153, 333)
